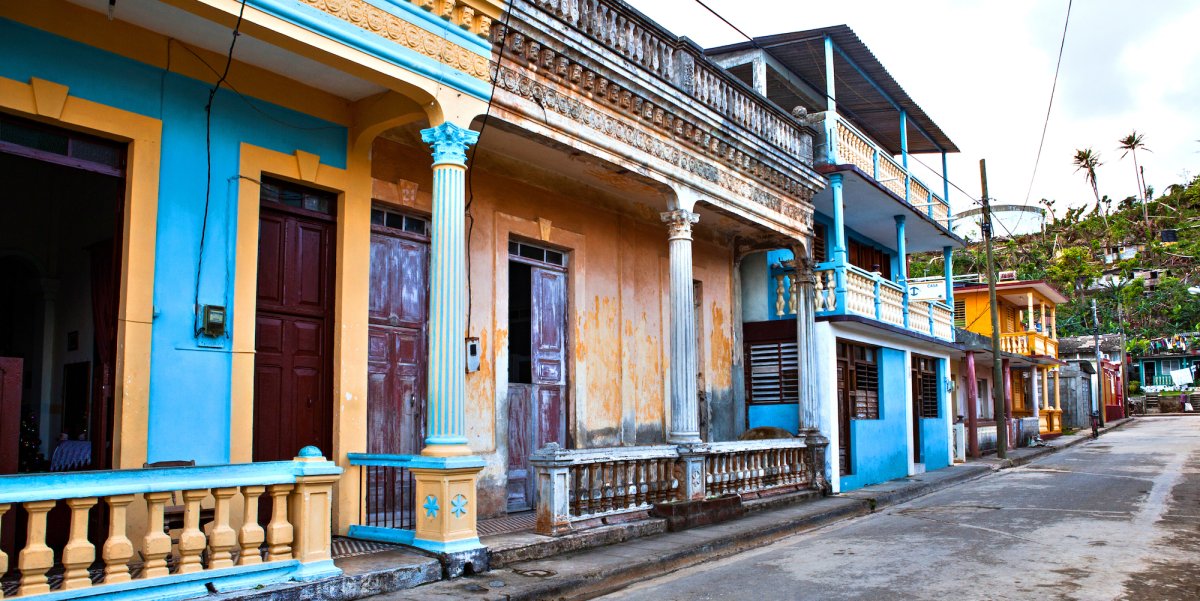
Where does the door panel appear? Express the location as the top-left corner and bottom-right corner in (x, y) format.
(253, 205), (334, 462)
(508, 261), (568, 512)
(366, 230), (428, 458)
(836, 359), (851, 475)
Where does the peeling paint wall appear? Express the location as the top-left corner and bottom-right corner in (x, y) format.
(371, 137), (738, 517)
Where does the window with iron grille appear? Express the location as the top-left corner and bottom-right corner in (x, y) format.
(747, 342), (799, 404)
(838, 341), (879, 419)
(913, 355), (940, 418)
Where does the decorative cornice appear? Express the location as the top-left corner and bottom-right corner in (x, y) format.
(299, 0), (491, 81)
(421, 122), (480, 165)
(490, 25), (816, 230)
(661, 210), (700, 240)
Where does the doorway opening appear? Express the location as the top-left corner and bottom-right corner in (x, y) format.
(505, 240), (568, 513)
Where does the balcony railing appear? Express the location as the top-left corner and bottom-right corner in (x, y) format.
(833, 120), (950, 229)
(528, 439), (816, 536)
(804, 264), (954, 341)
(1000, 331), (1059, 357)
(0, 448), (341, 600)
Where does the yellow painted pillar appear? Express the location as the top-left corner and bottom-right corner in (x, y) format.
(1027, 292), (1035, 332)
(289, 448), (342, 580)
(1054, 369), (1061, 410)
(1040, 301), (1047, 333)
(1051, 306), (1058, 339)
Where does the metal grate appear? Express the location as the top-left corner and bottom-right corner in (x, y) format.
(477, 512), (537, 536)
(332, 536), (404, 559)
(363, 464), (417, 530)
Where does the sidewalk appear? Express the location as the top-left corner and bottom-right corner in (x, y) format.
(374, 417), (1135, 601)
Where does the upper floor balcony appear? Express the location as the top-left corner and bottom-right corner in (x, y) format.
(954, 279), (1069, 359)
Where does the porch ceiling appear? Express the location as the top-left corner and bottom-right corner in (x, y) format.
(812, 168), (962, 254)
(68, 0), (386, 101)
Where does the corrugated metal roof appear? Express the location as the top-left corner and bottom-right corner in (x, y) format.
(707, 25), (958, 155)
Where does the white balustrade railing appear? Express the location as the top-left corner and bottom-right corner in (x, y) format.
(0, 448), (341, 599)
(530, 439), (819, 536)
(909, 299), (934, 335)
(878, 280), (905, 327)
(832, 121), (951, 229)
(843, 266), (878, 318)
(932, 302), (954, 340)
(703, 440), (809, 498)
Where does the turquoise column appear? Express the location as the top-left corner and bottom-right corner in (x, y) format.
(900, 110), (910, 203)
(943, 246), (954, 310)
(824, 35), (838, 164)
(896, 215), (908, 329)
(420, 122), (480, 456)
(831, 173), (847, 313)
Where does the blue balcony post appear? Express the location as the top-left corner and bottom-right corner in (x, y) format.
(941, 151), (951, 206)
(824, 35), (838, 164)
(943, 245), (954, 309)
(831, 173), (848, 312)
(900, 110), (910, 203)
(873, 148), (880, 180)
(895, 215), (908, 328)
(873, 277), (882, 320)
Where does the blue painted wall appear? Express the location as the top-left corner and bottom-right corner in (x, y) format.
(839, 347), (909, 491)
(920, 359), (951, 471)
(747, 403), (798, 434)
(1, 20), (347, 464)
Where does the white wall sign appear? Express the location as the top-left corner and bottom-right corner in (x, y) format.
(908, 281), (946, 301)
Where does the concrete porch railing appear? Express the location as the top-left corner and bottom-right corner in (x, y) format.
(807, 263), (955, 341)
(528, 439), (817, 536)
(832, 119), (951, 229)
(0, 447), (341, 601)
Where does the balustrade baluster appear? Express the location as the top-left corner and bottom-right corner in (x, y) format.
(207, 487), (238, 569)
(62, 497), (98, 590)
(177, 490), (207, 574)
(265, 484), (294, 561)
(775, 274), (787, 317)
(0, 503), (9, 598)
(18, 499), (56, 595)
(238, 486), (266, 566)
(789, 276), (798, 315)
(102, 494), (136, 583)
(571, 466), (583, 517)
(142, 492), (172, 579)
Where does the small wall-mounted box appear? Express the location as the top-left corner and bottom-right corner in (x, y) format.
(198, 304), (227, 338)
(465, 337), (480, 373)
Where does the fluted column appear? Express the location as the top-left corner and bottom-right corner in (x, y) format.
(793, 258), (820, 434)
(662, 209), (701, 444)
(420, 122), (480, 457)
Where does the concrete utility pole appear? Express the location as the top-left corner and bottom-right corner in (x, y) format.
(980, 159), (1007, 458)
(1092, 299), (1105, 426)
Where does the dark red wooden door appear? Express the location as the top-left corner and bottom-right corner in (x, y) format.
(253, 206), (334, 462)
(367, 231), (428, 456)
(1, 357), (19, 558)
(836, 358), (851, 475)
(506, 261), (568, 512)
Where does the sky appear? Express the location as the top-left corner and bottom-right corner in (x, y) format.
(624, 0), (1200, 222)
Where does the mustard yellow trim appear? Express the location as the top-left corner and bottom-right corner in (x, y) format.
(0, 75), (161, 470)
(234, 143), (369, 534)
(1, 0), (353, 126)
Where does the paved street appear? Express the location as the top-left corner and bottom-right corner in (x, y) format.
(602, 417), (1200, 601)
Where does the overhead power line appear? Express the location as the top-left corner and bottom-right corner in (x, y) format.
(1022, 0), (1074, 206)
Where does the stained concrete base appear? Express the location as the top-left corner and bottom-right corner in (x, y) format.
(205, 549), (440, 601)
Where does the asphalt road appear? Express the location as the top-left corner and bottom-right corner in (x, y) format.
(600, 417), (1200, 601)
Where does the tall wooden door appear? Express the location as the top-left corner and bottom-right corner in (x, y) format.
(506, 245), (568, 512)
(836, 358), (851, 475)
(253, 182), (335, 463)
(367, 223), (429, 457)
(0, 357), (19, 557)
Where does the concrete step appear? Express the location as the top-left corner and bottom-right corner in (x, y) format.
(207, 549), (441, 601)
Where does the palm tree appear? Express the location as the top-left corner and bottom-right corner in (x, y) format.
(1073, 148), (1107, 227)
(1118, 130), (1151, 227)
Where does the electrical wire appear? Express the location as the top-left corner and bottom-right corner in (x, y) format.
(462, 1), (517, 336)
(195, 0), (248, 314)
(1021, 0), (1073, 207)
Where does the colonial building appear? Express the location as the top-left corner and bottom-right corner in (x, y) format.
(953, 280), (1068, 446)
(707, 27), (963, 492)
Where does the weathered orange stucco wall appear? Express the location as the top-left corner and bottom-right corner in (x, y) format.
(371, 136), (738, 517)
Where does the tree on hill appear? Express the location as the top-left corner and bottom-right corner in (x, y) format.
(1118, 130), (1151, 228)
(1073, 148), (1107, 228)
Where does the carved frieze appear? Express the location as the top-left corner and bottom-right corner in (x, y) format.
(492, 59), (813, 229)
(300, 0), (492, 81)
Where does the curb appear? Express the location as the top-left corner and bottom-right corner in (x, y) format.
(989, 417), (1135, 469)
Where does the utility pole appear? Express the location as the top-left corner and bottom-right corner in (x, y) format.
(980, 159), (1007, 457)
(1092, 298), (1105, 427)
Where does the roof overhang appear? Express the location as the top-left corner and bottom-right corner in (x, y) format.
(706, 25), (958, 155)
(956, 280), (1069, 305)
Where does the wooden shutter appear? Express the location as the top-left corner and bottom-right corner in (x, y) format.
(954, 299), (966, 328)
(747, 342), (799, 404)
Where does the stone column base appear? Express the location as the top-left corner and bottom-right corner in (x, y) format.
(409, 456), (487, 576)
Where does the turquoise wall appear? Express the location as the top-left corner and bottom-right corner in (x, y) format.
(747, 403), (798, 434)
(839, 347), (909, 491)
(920, 358), (951, 471)
(1, 20), (347, 465)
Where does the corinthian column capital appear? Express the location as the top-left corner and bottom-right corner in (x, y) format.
(420, 122), (480, 166)
(660, 209), (700, 240)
